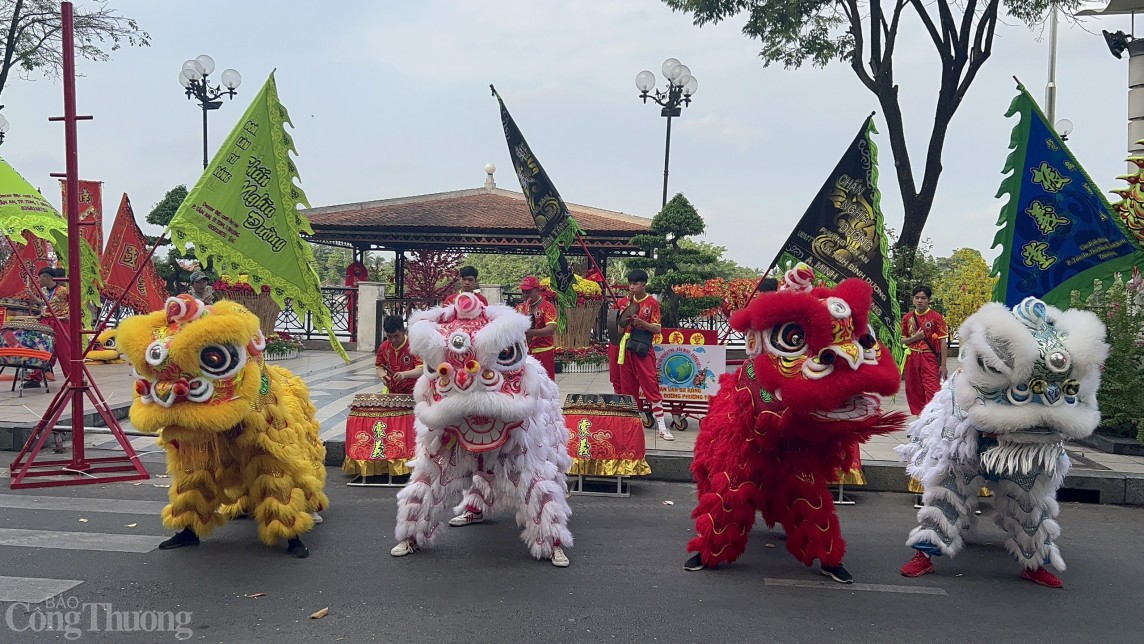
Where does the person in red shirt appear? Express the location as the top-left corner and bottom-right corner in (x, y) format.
(615, 269), (673, 441)
(515, 275), (558, 379)
(901, 285), (949, 415)
(375, 315), (423, 395)
(442, 266), (488, 306)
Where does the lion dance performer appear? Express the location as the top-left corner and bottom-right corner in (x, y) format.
(897, 297), (1107, 588)
(683, 264), (905, 583)
(118, 294), (328, 558)
(390, 292), (573, 567)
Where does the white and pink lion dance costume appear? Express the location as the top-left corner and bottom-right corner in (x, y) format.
(390, 293), (574, 567)
(898, 297), (1108, 588)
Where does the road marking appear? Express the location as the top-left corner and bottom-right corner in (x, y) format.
(0, 528), (165, 553)
(0, 575), (83, 603)
(764, 577), (947, 595)
(0, 494), (167, 515)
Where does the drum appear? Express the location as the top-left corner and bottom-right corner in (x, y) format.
(562, 393), (650, 476)
(606, 309), (622, 344)
(563, 393), (640, 413)
(0, 318), (55, 370)
(343, 393), (417, 476)
(0, 298), (37, 315)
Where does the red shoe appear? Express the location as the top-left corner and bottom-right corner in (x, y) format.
(900, 551), (935, 577)
(1020, 567), (1063, 588)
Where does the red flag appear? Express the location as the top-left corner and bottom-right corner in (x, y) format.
(61, 179), (103, 256)
(100, 193), (168, 312)
(0, 232), (54, 299)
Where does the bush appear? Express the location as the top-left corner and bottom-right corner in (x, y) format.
(1073, 275), (1144, 443)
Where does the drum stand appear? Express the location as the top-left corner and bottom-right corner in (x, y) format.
(346, 472), (406, 488)
(567, 474), (630, 498)
(834, 483), (856, 506)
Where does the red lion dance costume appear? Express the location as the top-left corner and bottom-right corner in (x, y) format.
(684, 265), (906, 583)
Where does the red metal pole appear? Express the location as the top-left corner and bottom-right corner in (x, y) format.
(60, 1), (87, 469)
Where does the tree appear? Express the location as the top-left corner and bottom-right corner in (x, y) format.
(146, 185), (192, 294)
(460, 253), (549, 289)
(0, 0), (149, 104)
(663, 0), (1072, 253)
(404, 249), (462, 301)
(933, 247), (996, 333)
(627, 193), (722, 326)
(681, 239), (762, 280)
(886, 226), (943, 314)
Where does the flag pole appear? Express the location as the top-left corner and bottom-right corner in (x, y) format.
(85, 229), (168, 354)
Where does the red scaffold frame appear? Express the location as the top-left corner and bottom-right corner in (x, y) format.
(8, 1), (149, 489)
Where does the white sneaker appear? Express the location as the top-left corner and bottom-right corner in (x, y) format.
(390, 539), (417, 557)
(311, 512), (324, 525)
(658, 427), (675, 441)
(551, 546), (570, 567)
(448, 511), (485, 527)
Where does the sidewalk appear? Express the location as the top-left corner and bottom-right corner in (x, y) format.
(3, 350), (1142, 504)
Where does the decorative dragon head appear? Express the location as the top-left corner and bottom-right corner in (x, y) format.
(118, 294), (267, 433)
(408, 292), (549, 452)
(732, 264), (901, 422)
(954, 297), (1108, 440)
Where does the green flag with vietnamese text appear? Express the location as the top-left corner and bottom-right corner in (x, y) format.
(168, 72), (347, 360)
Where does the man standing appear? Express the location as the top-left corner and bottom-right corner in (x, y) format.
(188, 271), (215, 304)
(901, 285), (948, 415)
(616, 269), (673, 441)
(375, 315), (423, 395)
(443, 266), (488, 305)
(24, 267), (71, 391)
(516, 275), (558, 379)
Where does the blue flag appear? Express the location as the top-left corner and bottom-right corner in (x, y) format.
(991, 84), (1142, 307)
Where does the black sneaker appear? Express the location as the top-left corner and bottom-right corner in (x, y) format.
(821, 564), (853, 584)
(683, 553), (705, 571)
(158, 528), (200, 550)
(22, 380), (40, 389)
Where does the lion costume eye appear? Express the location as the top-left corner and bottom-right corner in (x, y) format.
(145, 341), (168, 367)
(199, 344), (245, 379)
(767, 323), (808, 357)
(496, 342), (526, 369)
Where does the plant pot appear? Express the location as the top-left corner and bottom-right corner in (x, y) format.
(556, 361), (607, 374)
(219, 292), (281, 337)
(264, 348), (299, 362)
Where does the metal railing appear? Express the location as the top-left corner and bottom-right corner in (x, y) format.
(276, 286), (358, 342)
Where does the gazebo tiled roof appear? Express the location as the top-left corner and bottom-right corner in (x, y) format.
(304, 180), (652, 256)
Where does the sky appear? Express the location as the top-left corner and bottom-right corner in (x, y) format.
(0, 0), (1138, 271)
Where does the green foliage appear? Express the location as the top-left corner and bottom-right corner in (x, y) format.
(0, 1), (150, 103)
(1073, 276), (1144, 443)
(146, 185), (191, 293)
(627, 193), (721, 326)
(886, 227), (944, 315)
(145, 185), (187, 228)
(933, 248), (996, 334)
(681, 239), (761, 279)
(460, 254), (549, 288)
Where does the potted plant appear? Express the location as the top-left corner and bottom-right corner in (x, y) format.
(263, 331), (305, 361)
(554, 343), (608, 373)
(214, 275), (280, 337)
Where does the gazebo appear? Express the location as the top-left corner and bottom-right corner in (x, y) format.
(303, 165), (653, 299)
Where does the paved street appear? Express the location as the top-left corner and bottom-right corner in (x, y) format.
(1, 465), (1142, 643)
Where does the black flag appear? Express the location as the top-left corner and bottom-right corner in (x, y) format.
(769, 115), (902, 363)
(492, 86), (582, 325)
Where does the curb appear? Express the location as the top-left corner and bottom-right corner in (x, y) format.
(0, 402), (133, 451)
(322, 442), (1144, 506)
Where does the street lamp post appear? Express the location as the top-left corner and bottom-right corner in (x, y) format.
(178, 55), (242, 169)
(636, 58), (698, 209)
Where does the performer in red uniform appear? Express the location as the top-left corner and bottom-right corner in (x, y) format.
(615, 269), (672, 441)
(375, 315), (423, 395)
(901, 285), (948, 415)
(515, 275), (558, 379)
(443, 266), (488, 305)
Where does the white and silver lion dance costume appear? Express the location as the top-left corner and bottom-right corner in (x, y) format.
(897, 297), (1108, 588)
(390, 293), (573, 567)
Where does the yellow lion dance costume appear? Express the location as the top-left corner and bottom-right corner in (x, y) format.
(118, 294), (328, 558)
